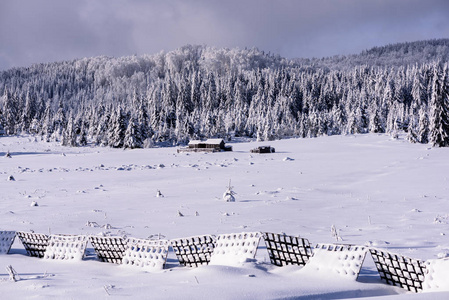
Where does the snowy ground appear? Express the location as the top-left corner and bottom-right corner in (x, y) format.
(0, 133), (448, 299)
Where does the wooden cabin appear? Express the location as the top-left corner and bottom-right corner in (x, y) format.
(178, 139), (232, 153)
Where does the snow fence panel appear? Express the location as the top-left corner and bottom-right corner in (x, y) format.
(422, 258), (449, 292)
(17, 231), (49, 258)
(369, 248), (426, 292)
(262, 232), (312, 267)
(301, 244), (367, 280)
(170, 235), (216, 267)
(121, 238), (169, 271)
(44, 234), (88, 261)
(209, 232), (261, 266)
(0, 231), (16, 254)
(89, 236), (127, 264)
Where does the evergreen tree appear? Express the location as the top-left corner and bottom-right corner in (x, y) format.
(108, 106), (127, 148)
(418, 106), (429, 143)
(62, 115), (77, 146)
(429, 64), (449, 147)
(124, 117), (142, 149)
(41, 102), (54, 142)
(2, 88), (19, 135)
(52, 100), (66, 141)
(20, 91), (36, 133)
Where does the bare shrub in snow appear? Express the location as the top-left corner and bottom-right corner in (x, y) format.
(331, 225), (343, 241)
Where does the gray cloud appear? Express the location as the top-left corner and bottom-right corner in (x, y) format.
(1, 0), (448, 70)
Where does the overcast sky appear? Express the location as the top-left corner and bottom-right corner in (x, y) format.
(1, 0), (448, 71)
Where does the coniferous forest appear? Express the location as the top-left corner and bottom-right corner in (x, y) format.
(0, 39), (449, 148)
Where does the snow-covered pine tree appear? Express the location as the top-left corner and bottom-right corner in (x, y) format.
(417, 106), (429, 144)
(1, 88), (19, 135)
(108, 106), (127, 148)
(124, 117), (143, 149)
(429, 64), (449, 147)
(62, 115), (77, 147)
(41, 102), (54, 142)
(52, 100), (67, 142)
(20, 91), (36, 133)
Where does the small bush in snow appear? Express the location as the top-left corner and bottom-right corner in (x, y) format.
(223, 180), (236, 202)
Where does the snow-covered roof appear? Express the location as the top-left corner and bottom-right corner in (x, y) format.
(188, 139), (224, 145)
(204, 139), (224, 144)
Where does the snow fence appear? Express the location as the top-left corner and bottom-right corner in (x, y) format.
(422, 258), (449, 292)
(263, 232), (312, 267)
(121, 238), (169, 271)
(369, 248), (426, 292)
(16, 231), (49, 258)
(170, 234), (215, 267)
(303, 244), (367, 280)
(89, 236), (127, 264)
(209, 231), (261, 266)
(3, 229), (449, 294)
(0, 231), (16, 254)
(44, 234), (89, 261)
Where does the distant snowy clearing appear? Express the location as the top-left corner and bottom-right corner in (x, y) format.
(1, 134), (449, 299)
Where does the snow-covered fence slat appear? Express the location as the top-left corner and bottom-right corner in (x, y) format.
(423, 258), (449, 292)
(0, 231), (16, 254)
(262, 232), (312, 267)
(301, 244), (367, 280)
(170, 235), (216, 267)
(209, 232), (261, 266)
(121, 238), (169, 271)
(17, 231), (49, 258)
(369, 248), (426, 292)
(89, 236), (127, 264)
(43, 234), (88, 261)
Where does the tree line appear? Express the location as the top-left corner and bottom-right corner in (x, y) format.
(0, 40), (448, 148)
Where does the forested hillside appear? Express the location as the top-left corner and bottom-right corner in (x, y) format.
(1, 39), (448, 148)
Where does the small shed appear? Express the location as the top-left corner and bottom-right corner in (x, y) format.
(250, 146), (275, 154)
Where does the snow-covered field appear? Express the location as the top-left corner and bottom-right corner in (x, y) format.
(1, 133), (448, 299)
